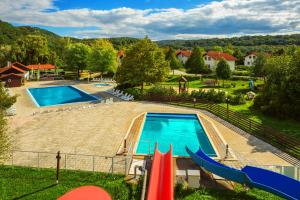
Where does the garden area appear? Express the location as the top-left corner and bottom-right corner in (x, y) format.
(0, 165), (282, 200)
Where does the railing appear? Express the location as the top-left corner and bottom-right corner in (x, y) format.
(8, 150), (132, 175)
(144, 96), (300, 162)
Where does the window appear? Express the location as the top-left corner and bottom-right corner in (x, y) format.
(248, 62), (250, 65)
(208, 57), (211, 61)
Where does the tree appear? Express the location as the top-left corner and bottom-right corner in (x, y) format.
(11, 35), (49, 65)
(185, 47), (207, 74)
(65, 43), (91, 79)
(253, 53), (267, 78)
(116, 37), (169, 91)
(254, 52), (300, 119)
(165, 47), (182, 75)
(0, 83), (16, 162)
(216, 59), (231, 87)
(88, 39), (118, 77)
(212, 46), (223, 52)
(233, 49), (245, 65)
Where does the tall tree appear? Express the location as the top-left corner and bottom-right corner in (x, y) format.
(233, 49), (244, 65)
(254, 53), (300, 119)
(11, 35), (49, 65)
(88, 39), (118, 77)
(185, 46), (207, 74)
(216, 59), (231, 87)
(0, 84), (16, 162)
(253, 53), (267, 78)
(116, 37), (169, 91)
(65, 43), (91, 79)
(165, 47), (182, 75)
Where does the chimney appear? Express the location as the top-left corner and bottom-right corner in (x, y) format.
(7, 61), (11, 67)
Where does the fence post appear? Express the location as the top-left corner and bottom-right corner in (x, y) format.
(65, 154), (67, 169)
(56, 151), (61, 184)
(37, 152), (40, 169)
(111, 157), (114, 174)
(92, 156), (95, 172)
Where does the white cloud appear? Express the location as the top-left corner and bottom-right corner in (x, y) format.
(0, 0), (299, 40)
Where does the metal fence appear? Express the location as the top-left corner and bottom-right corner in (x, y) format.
(8, 150), (132, 175)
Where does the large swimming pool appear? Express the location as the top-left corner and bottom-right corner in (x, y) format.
(136, 113), (217, 157)
(27, 86), (99, 107)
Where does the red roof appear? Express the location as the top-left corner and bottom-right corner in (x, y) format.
(0, 65), (26, 74)
(0, 73), (24, 79)
(205, 51), (237, 61)
(176, 50), (192, 57)
(11, 62), (30, 71)
(27, 64), (56, 70)
(117, 51), (124, 58)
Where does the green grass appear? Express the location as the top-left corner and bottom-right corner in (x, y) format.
(175, 184), (282, 200)
(0, 166), (140, 200)
(0, 166), (283, 200)
(220, 101), (300, 139)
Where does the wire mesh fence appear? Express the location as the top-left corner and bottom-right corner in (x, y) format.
(8, 150), (132, 175)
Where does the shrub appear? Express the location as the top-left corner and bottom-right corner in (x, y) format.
(123, 88), (144, 100)
(229, 93), (246, 105)
(191, 89), (226, 103)
(232, 70), (251, 76)
(146, 85), (177, 100)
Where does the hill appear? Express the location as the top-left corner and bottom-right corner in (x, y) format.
(0, 20), (300, 49)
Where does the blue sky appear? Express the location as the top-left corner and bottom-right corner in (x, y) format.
(0, 0), (299, 40)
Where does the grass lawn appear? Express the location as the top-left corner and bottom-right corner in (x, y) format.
(220, 101), (300, 139)
(0, 166), (140, 200)
(0, 166), (283, 200)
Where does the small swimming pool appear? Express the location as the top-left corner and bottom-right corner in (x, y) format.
(27, 85), (99, 107)
(94, 83), (111, 87)
(136, 113), (217, 157)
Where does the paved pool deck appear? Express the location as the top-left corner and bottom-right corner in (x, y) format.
(6, 80), (294, 169)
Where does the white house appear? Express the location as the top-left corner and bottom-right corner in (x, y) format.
(203, 51), (237, 71)
(176, 50), (192, 65)
(244, 52), (257, 66)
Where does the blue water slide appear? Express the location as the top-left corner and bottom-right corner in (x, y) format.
(186, 147), (250, 184)
(186, 147), (300, 200)
(242, 166), (300, 200)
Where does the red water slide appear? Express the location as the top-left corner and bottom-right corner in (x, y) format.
(147, 145), (173, 200)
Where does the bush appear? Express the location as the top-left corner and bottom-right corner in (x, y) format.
(191, 89), (226, 103)
(236, 65), (253, 71)
(232, 71), (251, 76)
(146, 85), (177, 100)
(229, 94), (246, 105)
(123, 88), (143, 100)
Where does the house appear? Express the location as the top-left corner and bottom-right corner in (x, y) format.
(117, 51), (124, 65)
(0, 64), (27, 87)
(176, 50), (192, 65)
(203, 51), (237, 71)
(244, 52), (257, 66)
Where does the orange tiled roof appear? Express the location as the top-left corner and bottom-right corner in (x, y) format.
(27, 64), (56, 70)
(176, 50), (192, 57)
(205, 51), (237, 61)
(0, 65), (26, 74)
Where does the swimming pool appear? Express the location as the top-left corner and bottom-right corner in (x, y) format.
(136, 113), (217, 157)
(94, 83), (111, 87)
(27, 86), (99, 107)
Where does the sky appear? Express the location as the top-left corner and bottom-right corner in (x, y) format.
(0, 0), (299, 40)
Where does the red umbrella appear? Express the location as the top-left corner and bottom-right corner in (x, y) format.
(58, 186), (112, 200)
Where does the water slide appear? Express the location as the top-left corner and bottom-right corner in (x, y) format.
(186, 147), (300, 200)
(147, 145), (174, 200)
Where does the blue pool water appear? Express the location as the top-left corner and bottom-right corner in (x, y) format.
(94, 83), (111, 87)
(28, 86), (98, 107)
(136, 113), (216, 157)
